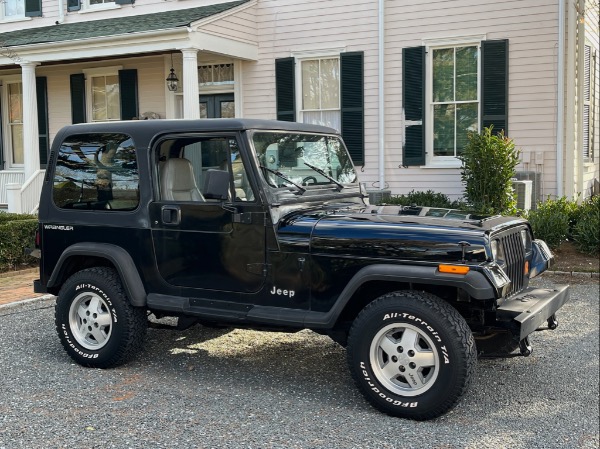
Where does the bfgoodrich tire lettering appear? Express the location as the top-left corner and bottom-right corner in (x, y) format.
(347, 291), (476, 420)
(55, 267), (147, 368)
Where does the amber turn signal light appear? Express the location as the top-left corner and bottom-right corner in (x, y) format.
(438, 264), (470, 275)
(524, 260), (530, 275)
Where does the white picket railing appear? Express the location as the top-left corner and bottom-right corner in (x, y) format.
(5, 170), (45, 214)
(0, 171), (25, 206)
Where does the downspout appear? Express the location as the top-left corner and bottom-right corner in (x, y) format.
(57, 0), (65, 23)
(556, 0), (565, 197)
(378, 0), (385, 191)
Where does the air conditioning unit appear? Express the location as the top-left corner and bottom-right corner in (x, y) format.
(512, 180), (533, 210)
(514, 171), (542, 208)
(367, 189), (391, 205)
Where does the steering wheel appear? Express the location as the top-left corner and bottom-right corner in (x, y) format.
(302, 176), (318, 186)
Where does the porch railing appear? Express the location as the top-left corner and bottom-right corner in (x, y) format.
(6, 170), (45, 214)
(0, 171), (25, 206)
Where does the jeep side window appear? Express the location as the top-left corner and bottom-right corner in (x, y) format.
(157, 136), (254, 202)
(52, 133), (139, 211)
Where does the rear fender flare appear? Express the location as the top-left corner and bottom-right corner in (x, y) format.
(47, 243), (146, 307)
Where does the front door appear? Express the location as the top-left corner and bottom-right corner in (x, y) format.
(150, 132), (265, 295)
(199, 94), (235, 119)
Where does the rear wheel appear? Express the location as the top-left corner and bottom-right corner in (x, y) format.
(347, 291), (476, 420)
(55, 267), (147, 368)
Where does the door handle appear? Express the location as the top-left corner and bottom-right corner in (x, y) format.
(161, 206), (181, 225)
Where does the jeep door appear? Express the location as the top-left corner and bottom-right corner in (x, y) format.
(149, 133), (265, 294)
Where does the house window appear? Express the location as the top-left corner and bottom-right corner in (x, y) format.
(3, 0), (24, 18)
(90, 75), (120, 121)
(431, 45), (479, 159)
(8, 82), (24, 165)
(89, 0), (114, 4)
(299, 57), (341, 131)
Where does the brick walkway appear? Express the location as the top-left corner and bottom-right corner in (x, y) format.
(0, 268), (42, 306)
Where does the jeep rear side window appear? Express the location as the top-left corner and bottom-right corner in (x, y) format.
(52, 133), (139, 211)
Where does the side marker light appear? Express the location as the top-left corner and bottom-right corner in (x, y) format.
(438, 265), (470, 275)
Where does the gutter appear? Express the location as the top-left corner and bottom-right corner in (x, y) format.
(378, 0), (385, 191)
(57, 0), (64, 24)
(556, 0), (565, 197)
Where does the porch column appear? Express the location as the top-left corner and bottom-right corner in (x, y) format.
(181, 48), (200, 119)
(21, 61), (40, 180)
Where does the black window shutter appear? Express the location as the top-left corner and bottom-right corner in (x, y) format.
(275, 58), (295, 122)
(341, 51), (364, 165)
(67, 0), (81, 12)
(0, 102), (3, 171)
(119, 69), (139, 120)
(70, 73), (86, 124)
(36, 77), (49, 168)
(481, 39), (509, 135)
(25, 0), (42, 17)
(115, 0), (134, 4)
(402, 46), (426, 166)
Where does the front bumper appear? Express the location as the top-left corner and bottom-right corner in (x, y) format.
(496, 285), (570, 340)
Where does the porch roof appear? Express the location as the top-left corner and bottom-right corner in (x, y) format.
(0, 0), (251, 47)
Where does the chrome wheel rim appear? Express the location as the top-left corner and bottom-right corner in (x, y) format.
(68, 292), (113, 350)
(369, 323), (439, 397)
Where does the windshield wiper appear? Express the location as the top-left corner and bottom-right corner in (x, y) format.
(303, 162), (344, 190)
(260, 165), (306, 194)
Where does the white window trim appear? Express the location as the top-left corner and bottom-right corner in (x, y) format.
(1, 75), (24, 169)
(78, 0), (121, 14)
(294, 53), (342, 130)
(83, 66), (123, 122)
(423, 39), (482, 168)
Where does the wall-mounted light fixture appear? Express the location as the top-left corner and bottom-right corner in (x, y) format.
(166, 53), (179, 92)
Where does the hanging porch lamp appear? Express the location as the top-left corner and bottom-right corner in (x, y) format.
(166, 53), (179, 92)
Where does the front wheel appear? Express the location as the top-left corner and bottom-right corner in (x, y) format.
(55, 267), (147, 368)
(347, 291), (476, 420)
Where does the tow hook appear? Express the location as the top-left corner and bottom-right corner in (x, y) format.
(519, 337), (532, 357)
(547, 314), (558, 330)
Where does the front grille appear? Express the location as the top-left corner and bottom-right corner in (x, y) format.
(500, 231), (526, 296)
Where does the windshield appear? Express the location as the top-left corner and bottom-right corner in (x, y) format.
(252, 131), (357, 192)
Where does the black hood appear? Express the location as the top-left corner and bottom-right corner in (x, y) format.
(277, 205), (527, 263)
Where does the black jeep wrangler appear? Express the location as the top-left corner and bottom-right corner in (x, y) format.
(34, 119), (569, 420)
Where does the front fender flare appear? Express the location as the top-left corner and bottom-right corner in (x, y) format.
(47, 243), (147, 307)
(304, 264), (495, 328)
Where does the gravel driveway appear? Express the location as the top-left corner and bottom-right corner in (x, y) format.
(1, 275), (598, 449)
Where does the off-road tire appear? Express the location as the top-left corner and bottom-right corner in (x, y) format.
(55, 267), (147, 368)
(347, 290), (476, 420)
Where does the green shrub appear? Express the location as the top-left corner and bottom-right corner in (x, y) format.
(572, 195), (600, 255)
(382, 190), (464, 208)
(458, 127), (520, 215)
(0, 214), (38, 271)
(527, 197), (579, 249)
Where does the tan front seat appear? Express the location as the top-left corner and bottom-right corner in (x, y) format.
(160, 158), (205, 201)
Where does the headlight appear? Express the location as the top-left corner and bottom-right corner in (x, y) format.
(491, 239), (505, 263)
(520, 229), (532, 252)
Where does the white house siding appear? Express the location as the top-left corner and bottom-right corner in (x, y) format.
(36, 55), (167, 145)
(202, 5), (257, 44)
(384, 0), (561, 199)
(241, 0), (381, 186)
(240, 0), (562, 199)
